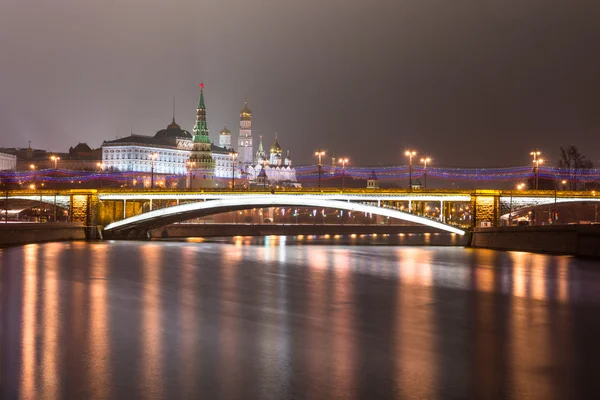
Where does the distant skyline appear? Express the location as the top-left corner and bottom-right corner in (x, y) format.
(1, 0), (599, 167)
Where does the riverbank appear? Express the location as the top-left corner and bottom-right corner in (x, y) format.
(0, 223), (86, 247)
(470, 225), (600, 258)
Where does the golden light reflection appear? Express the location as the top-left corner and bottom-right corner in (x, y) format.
(475, 266), (495, 293)
(88, 245), (111, 398)
(331, 249), (355, 396)
(219, 241), (240, 399)
(42, 243), (61, 400)
(530, 254), (548, 301)
(186, 237), (205, 243)
(510, 252), (528, 298)
(140, 244), (163, 399)
(179, 245), (198, 397)
(396, 248), (433, 286)
(557, 257), (569, 303)
(509, 255), (551, 398)
(394, 248), (436, 398)
(20, 244), (39, 399)
(305, 245), (329, 397)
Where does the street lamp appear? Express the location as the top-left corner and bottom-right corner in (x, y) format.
(530, 151), (543, 190)
(420, 157), (431, 188)
(261, 159), (268, 190)
(229, 151), (238, 191)
(314, 150), (326, 189)
(96, 162), (103, 189)
(405, 150), (417, 190)
(338, 157), (349, 189)
(509, 183), (525, 226)
(50, 155), (60, 169)
(149, 152), (159, 189)
(29, 164), (37, 189)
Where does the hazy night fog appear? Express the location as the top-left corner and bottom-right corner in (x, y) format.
(1, 0), (599, 166)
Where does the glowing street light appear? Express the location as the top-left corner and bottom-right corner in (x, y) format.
(149, 152), (159, 189)
(50, 155), (60, 169)
(420, 157), (431, 188)
(509, 183), (525, 225)
(314, 150), (326, 189)
(338, 157), (349, 190)
(405, 150), (417, 190)
(229, 151), (238, 191)
(530, 151), (543, 190)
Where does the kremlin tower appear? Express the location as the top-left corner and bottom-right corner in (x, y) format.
(189, 83), (215, 187)
(238, 101), (253, 166)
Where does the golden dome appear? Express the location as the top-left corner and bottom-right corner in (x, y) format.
(220, 125), (231, 135)
(270, 135), (282, 153)
(240, 101), (252, 116)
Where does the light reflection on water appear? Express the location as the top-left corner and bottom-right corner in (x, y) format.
(2, 237), (600, 399)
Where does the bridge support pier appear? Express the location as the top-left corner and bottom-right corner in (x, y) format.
(472, 191), (501, 228)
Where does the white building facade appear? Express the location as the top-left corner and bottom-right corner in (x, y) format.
(0, 152), (17, 171)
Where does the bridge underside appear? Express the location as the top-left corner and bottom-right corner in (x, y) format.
(103, 196), (466, 239)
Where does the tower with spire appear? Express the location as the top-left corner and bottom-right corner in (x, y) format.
(189, 83), (215, 187)
(238, 101), (253, 166)
(255, 135), (266, 163)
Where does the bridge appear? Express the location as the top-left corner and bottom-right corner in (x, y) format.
(2, 188), (600, 239)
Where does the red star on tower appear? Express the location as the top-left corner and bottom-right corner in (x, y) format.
(199, 82), (205, 89)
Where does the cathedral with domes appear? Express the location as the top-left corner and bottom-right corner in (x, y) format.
(245, 133), (299, 187)
(100, 84), (299, 188)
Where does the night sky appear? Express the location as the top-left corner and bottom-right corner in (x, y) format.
(1, 0), (599, 167)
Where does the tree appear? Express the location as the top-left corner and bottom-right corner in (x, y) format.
(557, 145), (594, 190)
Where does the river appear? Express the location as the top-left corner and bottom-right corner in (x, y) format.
(1, 237), (600, 399)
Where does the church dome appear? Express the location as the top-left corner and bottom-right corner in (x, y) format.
(155, 120), (192, 139)
(240, 101), (252, 116)
(270, 136), (282, 153)
(220, 125), (231, 135)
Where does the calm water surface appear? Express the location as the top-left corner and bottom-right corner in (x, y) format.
(2, 237), (600, 399)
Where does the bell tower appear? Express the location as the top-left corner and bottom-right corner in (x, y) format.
(238, 101), (253, 165)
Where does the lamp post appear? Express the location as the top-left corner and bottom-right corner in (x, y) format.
(314, 150), (326, 189)
(338, 157), (349, 189)
(262, 160), (268, 190)
(29, 164), (36, 189)
(50, 155), (60, 170)
(553, 180), (568, 224)
(405, 150), (417, 190)
(420, 157), (431, 188)
(509, 183), (525, 226)
(96, 162), (103, 189)
(149, 152), (159, 189)
(530, 151), (543, 190)
(229, 151), (238, 191)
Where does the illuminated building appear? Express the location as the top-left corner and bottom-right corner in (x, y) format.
(100, 84), (238, 185)
(0, 151), (16, 171)
(246, 134), (300, 187)
(238, 101), (253, 166)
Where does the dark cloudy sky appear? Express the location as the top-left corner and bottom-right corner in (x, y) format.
(1, 0), (599, 167)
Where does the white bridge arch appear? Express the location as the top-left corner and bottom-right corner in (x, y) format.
(103, 195), (466, 235)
